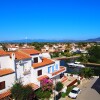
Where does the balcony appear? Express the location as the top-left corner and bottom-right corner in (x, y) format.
(23, 69), (31, 75)
(51, 66), (66, 77)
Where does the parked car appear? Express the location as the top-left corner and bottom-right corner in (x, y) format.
(68, 87), (81, 99)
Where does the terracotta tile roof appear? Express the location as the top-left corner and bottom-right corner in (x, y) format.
(52, 66), (66, 76)
(0, 50), (9, 56)
(37, 75), (49, 81)
(7, 51), (31, 60)
(32, 58), (54, 68)
(61, 76), (68, 83)
(67, 79), (77, 87)
(0, 90), (11, 99)
(0, 68), (14, 76)
(27, 83), (39, 90)
(20, 48), (40, 55)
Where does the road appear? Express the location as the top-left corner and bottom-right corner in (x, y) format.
(76, 77), (100, 100)
(60, 77), (100, 100)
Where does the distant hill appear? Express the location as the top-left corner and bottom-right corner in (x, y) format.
(0, 39), (78, 43)
(85, 37), (100, 42)
(0, 37), (100, 43)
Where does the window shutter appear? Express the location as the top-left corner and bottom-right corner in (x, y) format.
(56, 64), (58, 70)
(48, 67), (51, 73)
(52, 66), (54, 72)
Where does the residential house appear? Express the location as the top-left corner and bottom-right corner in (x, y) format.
(20, 48), (66, 86)
(0, 48), (66, 99)
(0, 50), (15, 99)
(6, 44), (19, 51)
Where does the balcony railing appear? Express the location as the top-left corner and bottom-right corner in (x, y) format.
(52, 66), (66, 76)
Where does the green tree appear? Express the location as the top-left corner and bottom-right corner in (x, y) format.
(55, 82), (63, 92)
(11, 82), (35, 100)
(78, 54), (88, 63)
(2, 45), (7, 51)
(88, 46), (100, 63)
(79, 67), (94, 79)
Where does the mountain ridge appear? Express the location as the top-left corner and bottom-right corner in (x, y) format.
(0, 37), (100, 43)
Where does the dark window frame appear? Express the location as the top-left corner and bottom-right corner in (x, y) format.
(37, 70), (42, 76)
(0, 81), (5, 90)
(34, 57), (38, 63)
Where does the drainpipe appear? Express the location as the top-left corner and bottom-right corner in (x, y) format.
(15, 60), (17, 80)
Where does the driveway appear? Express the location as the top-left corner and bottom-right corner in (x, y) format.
(60, 77), (100, 100)
(76, 77), (100, 100)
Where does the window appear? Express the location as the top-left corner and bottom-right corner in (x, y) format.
(0, 81), (5, 90)
(52, 66), (54, 72)
(48, 67), (51, 73)
(34, 57), (38, 63)
(56, 64), (58, 70)
(37, 70), (42, 76)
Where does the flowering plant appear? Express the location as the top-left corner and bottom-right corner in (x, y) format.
(40, 78), (53, 91)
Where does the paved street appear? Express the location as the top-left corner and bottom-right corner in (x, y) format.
(60, 77), (100, 100)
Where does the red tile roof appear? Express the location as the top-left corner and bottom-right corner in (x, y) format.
(0, 50), (9, 56)
(52, 66), (66, 76)
(32, 58), (54, 68)
(67, 79), (77, 87)
(20, 48), (40, 55)
(0, 68), (14, 76)
(7, 51), (31, 60)
(27, 83), (39, 90)
(0, 90), (11, 99)
(61, 76), (68, 83)
(37, 75), (49, 81)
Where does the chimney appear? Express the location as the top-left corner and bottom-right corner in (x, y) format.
(11, 53), (15, 60)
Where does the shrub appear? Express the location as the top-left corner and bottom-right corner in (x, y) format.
(35, 88), (51, 99)
(11, 82), (34, 100)
(40, 78), (53, 91)
(55, 82), (63, 92)
(66, 86), (74, 96)
(61, 92), (66, 98)
(77, 80), (80, 85)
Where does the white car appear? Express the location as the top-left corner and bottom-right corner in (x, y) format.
(68, 87), (81, 99)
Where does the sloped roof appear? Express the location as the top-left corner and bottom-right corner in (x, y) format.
(0, 90), (11, 99)
(32, 58), (54, 68)
(20, 48), (40, 55)
(0, 68), (14, 76)
(0, 50), (9, 56)
(37, 75), (49, 81)
(7, 51), (31, 60)
(27, 83), (39, 90)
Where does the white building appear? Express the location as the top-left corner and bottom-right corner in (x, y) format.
(0, 50), (15, 99)
(0, 48), (66, 99)
(6, 45), (19, 51)
(20, 48), (66, 86)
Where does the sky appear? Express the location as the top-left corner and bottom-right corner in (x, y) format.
(0, 0), (100, 40)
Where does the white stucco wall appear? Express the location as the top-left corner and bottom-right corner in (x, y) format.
(0, 55), (15, 71)
(16, 59), (32, 85)
(0, 73), (15, 93)
(8, 48), (18, 51)
(31, 54), (42, 63)
(31, 60), (60, 84)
